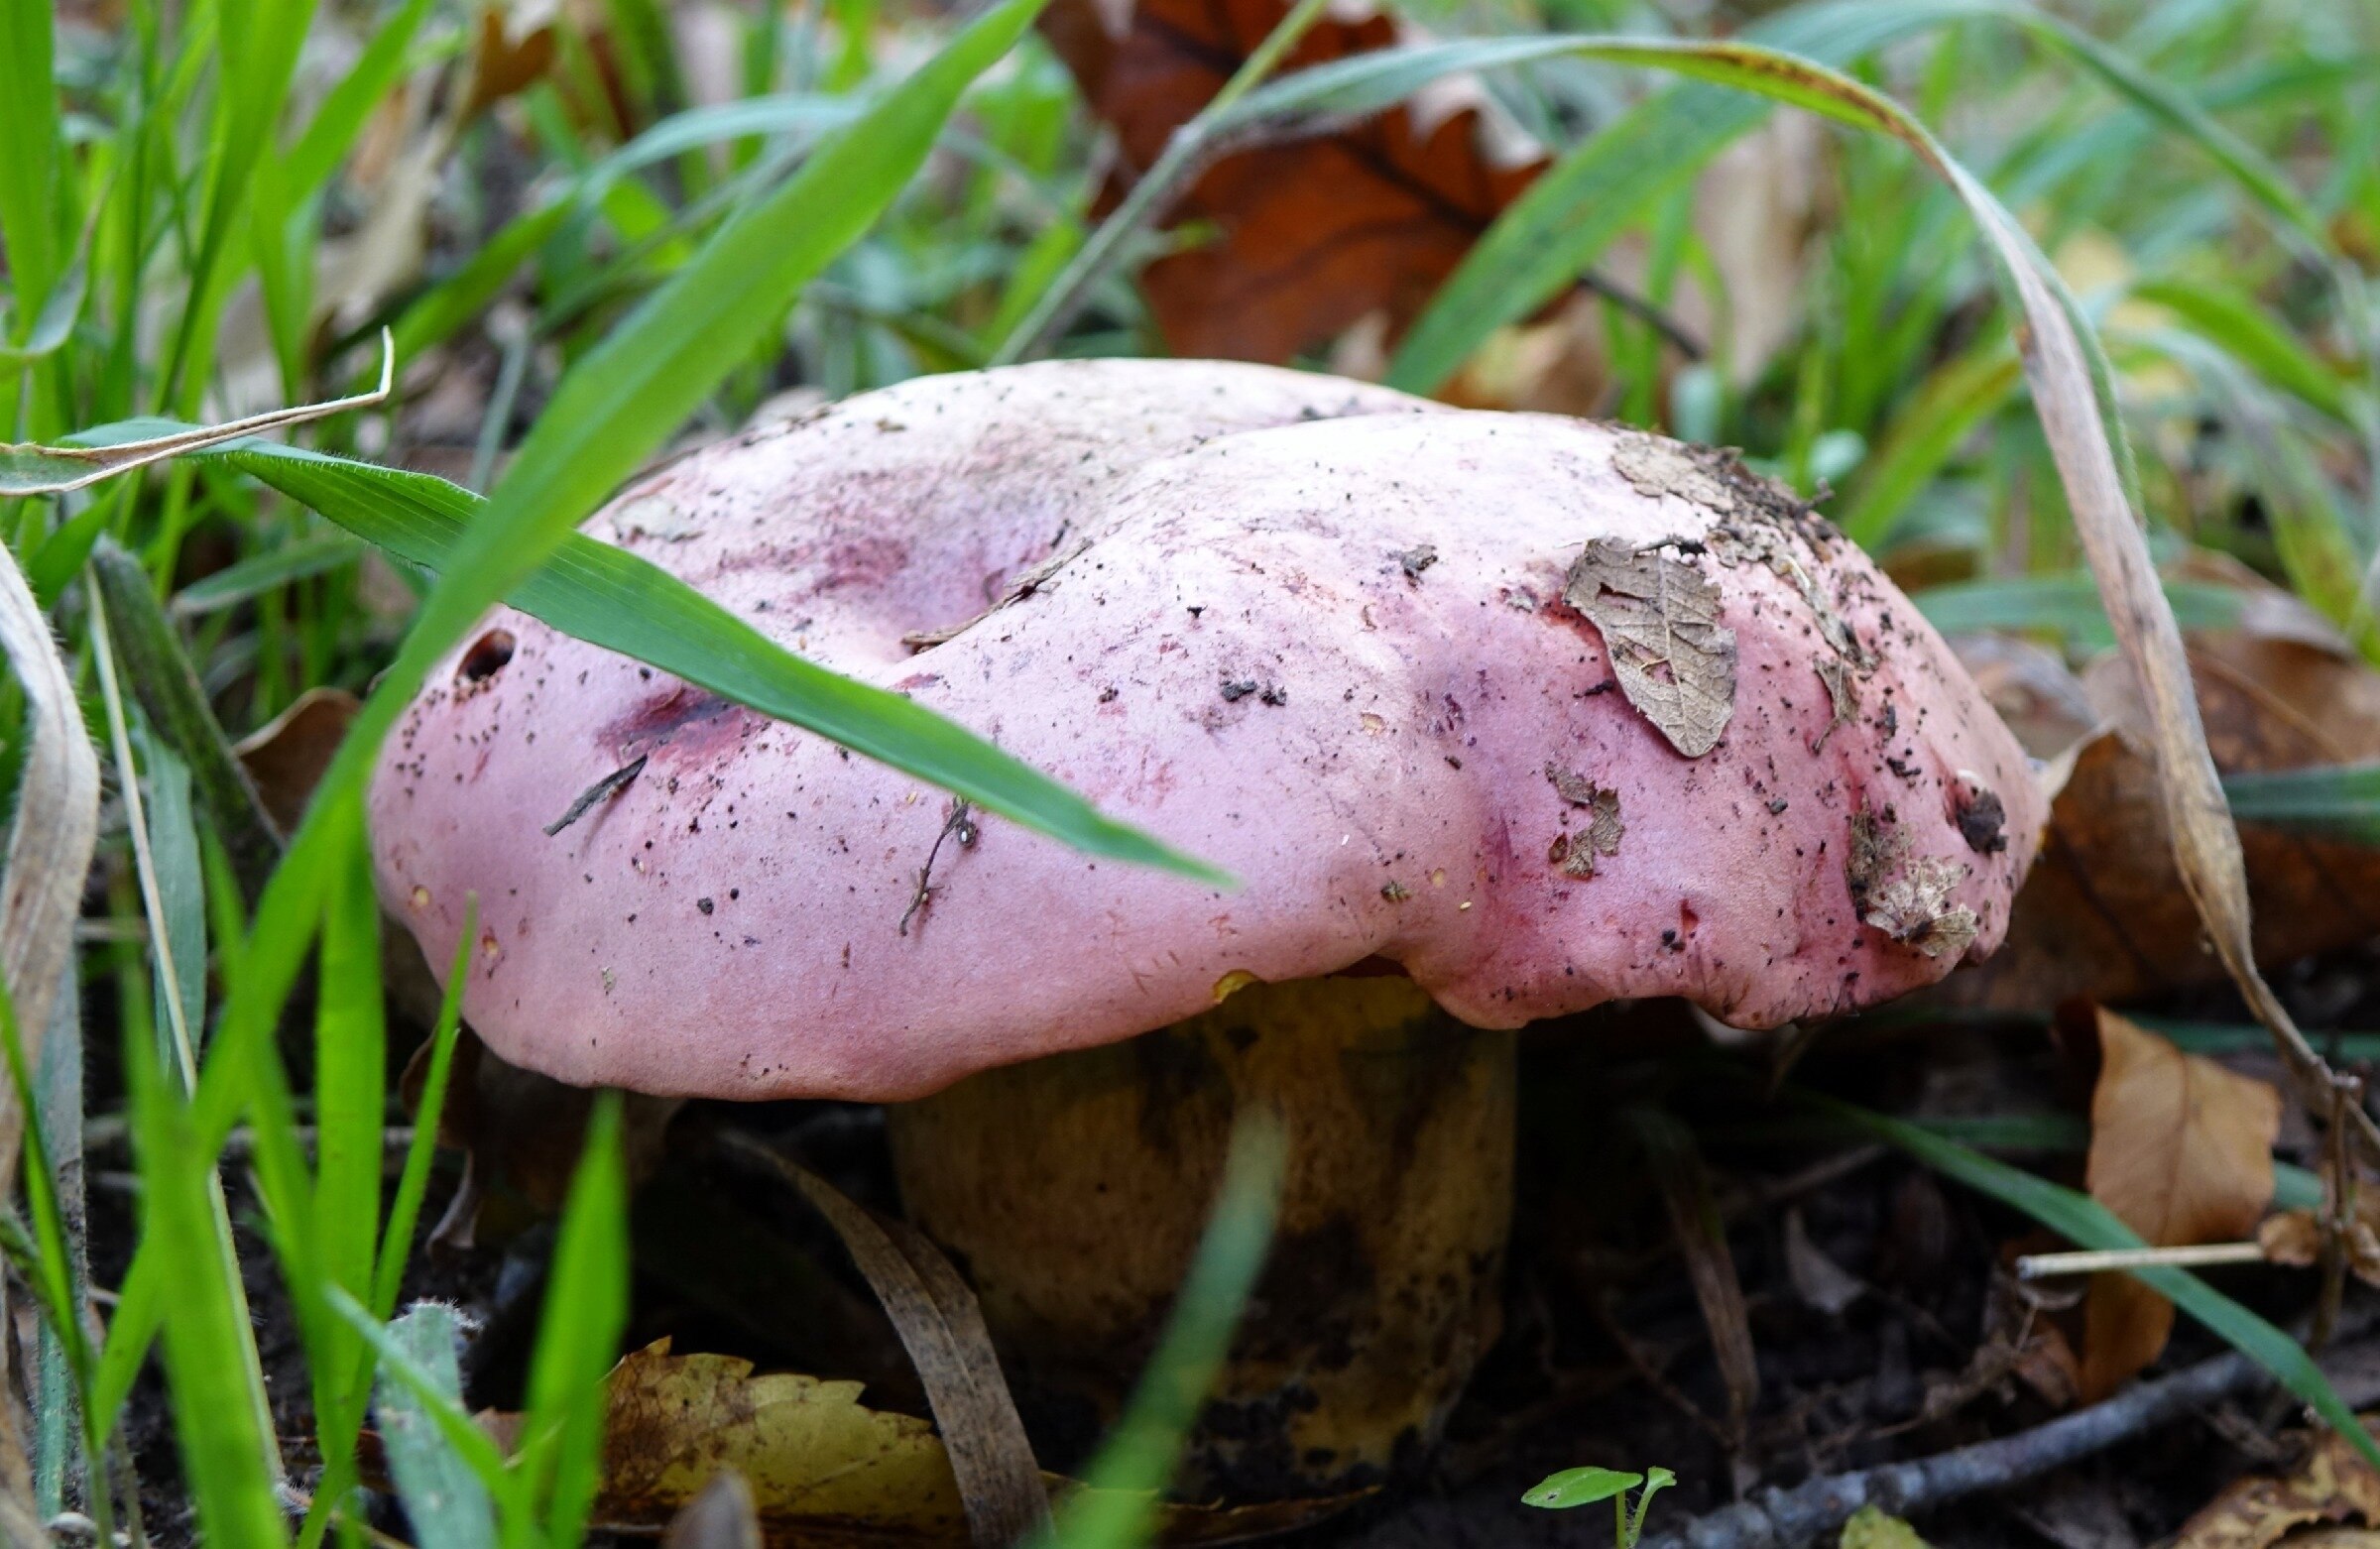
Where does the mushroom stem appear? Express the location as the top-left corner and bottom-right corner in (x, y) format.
(885, 974), (1514, 1499)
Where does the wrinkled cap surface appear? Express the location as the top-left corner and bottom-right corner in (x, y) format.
(371, 360), (2043, 1101)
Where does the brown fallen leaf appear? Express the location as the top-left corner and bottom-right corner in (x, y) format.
(2176, 1418), (2380, 1549)
(2079, 1008), (2281, 1400)
(1943, 618), (2380, 1013)
(2260, 1206), (2380, 1287)
(235, 686), (361, 834)
(1040, 0), (1538, 364)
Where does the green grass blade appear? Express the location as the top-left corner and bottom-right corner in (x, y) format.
(283, 0), (437, 202)
(1838, 344), (2023, 548)
(2132, 275), (2356, 424)
(303, 833), (389, 1541)
(123, 1028), (292, 1546)
(1362, 2), (1978, 394)
(1036, 1116), (1285, 1549)
(324, 1287), (520, 1508)
(1807, 1089), (2380, 1471)
(171, 532), (364, 618)
(2220, 763), (2380, 843)
(0, 0), (60, 316)
(520, 1092), (629, 1549)
(312, 837), (385, 1307)
(136, 731), (208, 1064)
(88, 540), (283, 909)
(220, 441), (1220, 880)
(0, 248), (85, 368)
(374, 896), (477, 1319)
(0, 973), (96, 1424)
(372, 1303), (501, 1549)
(1912, 574), (2248, 640)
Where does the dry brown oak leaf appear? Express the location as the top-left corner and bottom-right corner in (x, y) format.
(1041, 0), (1540, 363)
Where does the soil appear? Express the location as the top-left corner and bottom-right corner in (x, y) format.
(84, 941), (2371, 1548)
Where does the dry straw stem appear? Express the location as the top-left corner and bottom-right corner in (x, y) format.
(0, 537), (99, 1524)
(0, 329), (392, 497)
(717, 1131), (1049, 1548)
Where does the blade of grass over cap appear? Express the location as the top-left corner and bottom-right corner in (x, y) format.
(219, 441), (1222, 882)
(1805, 1090), (2380, 1472)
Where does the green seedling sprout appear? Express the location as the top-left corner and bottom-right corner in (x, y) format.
(1522, 1465), (1676, 1549)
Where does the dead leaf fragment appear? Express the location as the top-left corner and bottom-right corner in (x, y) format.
(1562, 538), (1735, 758)
(1844, 808), (1977, 960)
(1784, 1209), (1866, 1316)
(573, 1341), (1366, 1544)
(594, 1342), (972, 1539)
(1611, 434), (1740, 513)
(2176, 1419), (2380, 1549)
(1544, 765), (1623, 877)
(2259, 1207), (2380, 1286)
(2080, 1009), (2281, 1400)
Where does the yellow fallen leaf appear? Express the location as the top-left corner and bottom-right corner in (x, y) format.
(575, 1342), (1368, 1544)
(1841, 1504), (1932, 1549)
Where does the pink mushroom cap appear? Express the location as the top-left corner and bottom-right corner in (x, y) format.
(370, 360), (2043, 1102)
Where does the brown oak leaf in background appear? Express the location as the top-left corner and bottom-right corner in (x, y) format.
(2075, 1008), (2280, 1400)
(1942, 566), (2380, 1013)
(1039, 0), (1541, 364)
(2174, 1417), (2380, 1549)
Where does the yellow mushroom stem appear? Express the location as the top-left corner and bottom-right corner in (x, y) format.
(885, 974), (1515, 1500)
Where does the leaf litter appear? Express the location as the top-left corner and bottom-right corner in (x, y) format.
(1562, 537), (1736, 759)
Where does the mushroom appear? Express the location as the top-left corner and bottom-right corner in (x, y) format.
(371, 359), (2043, 1499)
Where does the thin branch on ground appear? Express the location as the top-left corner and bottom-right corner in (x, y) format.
(1641, 1312), (2380, 1549)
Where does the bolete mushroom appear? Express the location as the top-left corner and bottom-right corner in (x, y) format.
(371, 359), (2042, 1499)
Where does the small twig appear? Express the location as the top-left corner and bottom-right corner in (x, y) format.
(1640, 1324), (2375, 1549)
(2015, 1243), (2272, 1278)
(1578, 272), (1707, 361)
(1587, 1293), (1734, 1455)
(543, 756), (647, 837)
(898, 800), (976, 937)
(2318, 1076), (2362, 1349)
